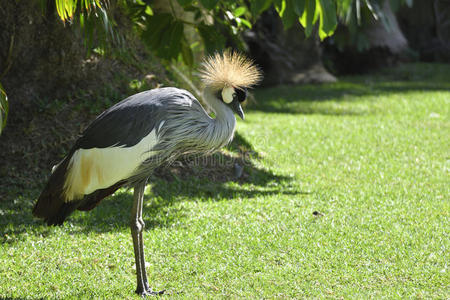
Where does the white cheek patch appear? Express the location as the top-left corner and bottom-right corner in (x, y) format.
(222, 86), (235, 104)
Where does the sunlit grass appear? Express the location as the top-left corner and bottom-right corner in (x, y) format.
(0, 63), (448, 298)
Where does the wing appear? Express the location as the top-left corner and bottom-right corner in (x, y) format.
(74, 89), (170, 150)
(74, 87), (199, 150)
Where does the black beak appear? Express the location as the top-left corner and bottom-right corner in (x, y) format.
(230, 98), (245, 120)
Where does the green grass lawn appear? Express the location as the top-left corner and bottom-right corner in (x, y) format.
(1, 63), (449, 298)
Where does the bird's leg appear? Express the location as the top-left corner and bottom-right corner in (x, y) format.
(131, 180), (164, 296)
(131, 181), (147, 295)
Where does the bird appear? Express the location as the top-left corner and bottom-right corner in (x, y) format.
(32, 50), (261, 296)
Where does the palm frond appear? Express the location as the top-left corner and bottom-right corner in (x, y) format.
(54, 0), (106, 22)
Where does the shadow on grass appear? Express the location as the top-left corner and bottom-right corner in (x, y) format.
(80, 173), (302, 233)
(0, 133), (304, 239)
(250, 63), (450, 116)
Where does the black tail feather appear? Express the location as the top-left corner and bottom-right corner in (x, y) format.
(33, 156), (81, 225)
(33, 155), (126, 225)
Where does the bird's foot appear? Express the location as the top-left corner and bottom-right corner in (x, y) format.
(145, 282), (165, 296)
(148, 289), (165, 296)
(136, 288), (165, 297)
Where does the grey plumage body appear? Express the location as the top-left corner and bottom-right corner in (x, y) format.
(32, 51), (261, 295)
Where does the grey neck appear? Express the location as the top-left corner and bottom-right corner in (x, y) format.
(203, 87), (236, 148)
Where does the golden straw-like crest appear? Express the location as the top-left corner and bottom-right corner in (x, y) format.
(199, 50), (262, 90)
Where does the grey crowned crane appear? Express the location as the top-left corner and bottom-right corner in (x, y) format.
(32, 51), (261, 296)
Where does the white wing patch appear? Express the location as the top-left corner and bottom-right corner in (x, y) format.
(63, 129), (159, 202)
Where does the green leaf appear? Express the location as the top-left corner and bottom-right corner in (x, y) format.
(197, 23), (226, 54)
(317, 0), (337, 40)
(274, 0), (286, 16)
(0, 82), (8, 134)
(200, 0), (219, 10)
(158, 21), (184, 60)
(170, 21), (184, 59)
(145, 5), (153, 16)
(251, 0), (273, 15)
(234, 6), (247, 17)
(292, 0), (306, 16)
(280, 0), (297, 29)
(239, 18), (252, 29)
(338, 0), (353, 12)
(336, 0), (353, 20)
(181, 38), (194, 67)
(142, 13), (173, 49)
(55, 0), (79, 21)
(313, 0), (320, 23)
(79, 13), (95, 54)
(299, 0), (316, 37)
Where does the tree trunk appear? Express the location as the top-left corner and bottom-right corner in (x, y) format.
(365, 0), (408, 54)
(324, 0), (410, 74)
(244, 9), (336, 86)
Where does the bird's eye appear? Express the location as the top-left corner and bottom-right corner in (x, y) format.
(221, 86), (235, 104)
(236, 88), (248, 103)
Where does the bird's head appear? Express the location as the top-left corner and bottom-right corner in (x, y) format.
(199, 50), (262, 120)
